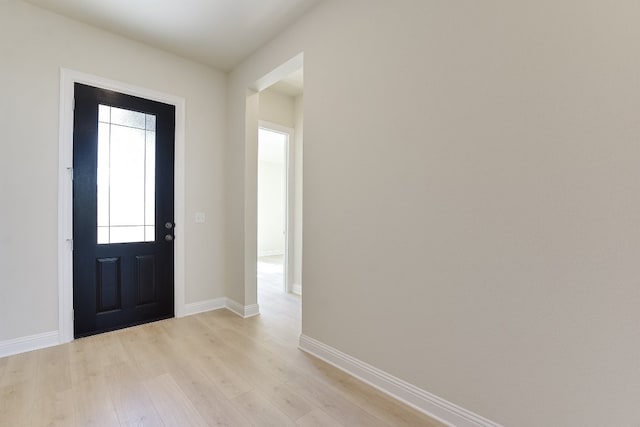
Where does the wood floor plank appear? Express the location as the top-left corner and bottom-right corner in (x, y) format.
(116, 325), (169, 381)
(0, 356), (8, 385)
(0, 350), (37, 388)
(104, 362), (166, 427)
(144, 373), (208, 427)
(95, 330), (131, 368)
(0, 380), (37, 425)
(202, 325), (306, 391)
(296, 408), (345, 427)
(170, 363), (253, 426)
(68, 337), (108, 387)
(191, 351), (254, 399)
(194, 327), (288, 393)
(287, 375), (390, 427)
(231, 389), (297, 427)
(73, 375), (120, 427)
(264, 381), (315, 421)
(34, 344), (72, 396)
(29, 388), (76, 427)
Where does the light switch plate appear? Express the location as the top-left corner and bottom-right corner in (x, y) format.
(195, 212), (206, 223)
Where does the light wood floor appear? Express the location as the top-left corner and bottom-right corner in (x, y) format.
(0, 275), (444, 426)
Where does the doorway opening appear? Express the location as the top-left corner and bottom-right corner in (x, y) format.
(257, 125), (290, 294)
(255, 63), (304, 310)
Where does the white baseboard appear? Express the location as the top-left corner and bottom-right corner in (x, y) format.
(298, 335), (502, 427)
(0, 331), (60, 358)
(258, 250), (285, 257)
(183, 297), (226, 316)
(184, 297), (260, 319)
(1, 297), (261, 359)
(184, 297), (261, 319)
(225, 298), (260, 318)
(292, 283), (302, 295)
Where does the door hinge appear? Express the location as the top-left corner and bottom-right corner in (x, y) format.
(72, 97), (75, 111)
(67, 238), (73, 251)
(67, 167), (73, 181)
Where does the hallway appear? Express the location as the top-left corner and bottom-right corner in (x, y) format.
(257, 255), (301, 338)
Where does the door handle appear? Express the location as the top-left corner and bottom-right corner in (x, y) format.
(164, 221), (175, 242)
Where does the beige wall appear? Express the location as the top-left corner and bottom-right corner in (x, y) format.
(257, 153), (286, 256)
(227, 1), (640, 425)
(0, 0), (227, 340)
(259, 88), (295, 128)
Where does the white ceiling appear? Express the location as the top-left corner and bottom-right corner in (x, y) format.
(24, 0), (322, 71)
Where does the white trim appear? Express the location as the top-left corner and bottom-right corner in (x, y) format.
(258, 250), (285, 257)
(251, 53), (304, 93)
(258, 121), (294, 136)
(243, 304), (260, 318)
(298, 335), (502, 427)
(58, 68), (187, 343)
(0, 331), (60, 358)
(183, 298), (226, 316)
(291, 283), (302, 295)
(58, 70), (74, 345)
(225, 298), (244, 317)
(225, 298), (260, 318)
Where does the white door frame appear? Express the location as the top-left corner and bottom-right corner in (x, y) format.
(57, 68), (186, 343)
(258, 121), (294, 293)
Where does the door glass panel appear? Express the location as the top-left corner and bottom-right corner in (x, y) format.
(144, 130), (155, 226)
(97, 105), (156, 244)
(111, 106), (146, 128)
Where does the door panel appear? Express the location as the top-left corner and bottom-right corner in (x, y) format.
(73, 83), (175, 338)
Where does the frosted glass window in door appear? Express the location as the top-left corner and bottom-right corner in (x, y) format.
(97, 105), (156, 244)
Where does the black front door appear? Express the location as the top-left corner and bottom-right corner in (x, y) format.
(73, 83), (175, 338)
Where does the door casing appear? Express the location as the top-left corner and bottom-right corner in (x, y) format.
(58, 68), (186, 343)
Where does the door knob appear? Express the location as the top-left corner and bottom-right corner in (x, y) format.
(165, 234), (173, 242)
